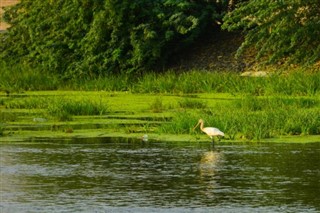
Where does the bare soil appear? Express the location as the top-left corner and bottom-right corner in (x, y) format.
(167, 29), (256, 72)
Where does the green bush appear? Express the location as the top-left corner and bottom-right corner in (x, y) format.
(1, 0), (225, 76)
(222, 0), (320, 66)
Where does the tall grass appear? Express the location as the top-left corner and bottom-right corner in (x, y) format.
(160, 95), (320, 140)
(4, 96), (109, 121)
(234, 96), (319, 111)
(63, 74), (134, 91)
(0, 125), (3, 136)
(149, 97), (165, 113)
(48, 97), (109, 121)
(0, 111), (16, 136)
(1, 62), (319, 96)
(5, 96), (50, 109)
(178, 98), (207, 109)
(2, 63), (318, 140)
(132, 69), (320, 95)
(0, 62), (59, 92)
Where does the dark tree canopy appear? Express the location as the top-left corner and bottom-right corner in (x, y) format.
(222, 0), (320, 66)
(1, 0), (319, 77)
(0, 0), (226, 76)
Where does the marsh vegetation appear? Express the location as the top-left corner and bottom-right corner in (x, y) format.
(1, 0), (319, 142)
(1, 67), (319, 142)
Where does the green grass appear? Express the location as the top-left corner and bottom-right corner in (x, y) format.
(160, 95), (320, 140)
(0, 126), (3, 136)
(1, 61), (319, 96)
(149, 97), (165, 113)
(130, 69), (320, 95)
(0, 62), (59, 92)
(1, 64), (320, 142)
(178, 98), (207, 109)
(5, 96), (50, 109)
(0, 91), (319, 142)
(0, 111), (17, 122)
(47, 97), (109, 121)
(3, 94), (109, 121)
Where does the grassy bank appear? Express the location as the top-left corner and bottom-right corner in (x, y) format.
(1, 62), (319, 142)
(160, 96), (320, 140)
(1, 62), (319, 95)
(1, 91), (319, 142)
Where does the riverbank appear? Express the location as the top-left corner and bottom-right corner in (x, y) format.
(1, 88), (319, 143)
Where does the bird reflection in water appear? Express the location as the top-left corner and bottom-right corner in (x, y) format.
(199, 150), (223, 177)
(198, 149), (224, 199)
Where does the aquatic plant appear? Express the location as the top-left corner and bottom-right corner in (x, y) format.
(159, 112), (198, 134)
(161, 95), (320, 140)
(0, 126), (3, 136)
(234, 96), (320, 112)
(0, 98), (5, 106)
(47, 97), (109, 121)
(178, 98), (207, 109)
(5, 97), (50, 109)
(0, 111), (16, 122)
(149, 97), (165, 113)
(65, 74), (134, 91)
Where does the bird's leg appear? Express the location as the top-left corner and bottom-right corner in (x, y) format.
(211, 137), (215, 146)
(211, 142), (215, 147)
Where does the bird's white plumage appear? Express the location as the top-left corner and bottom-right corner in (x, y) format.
(202, 127), (225, 138)
(193, 119), (224, 140)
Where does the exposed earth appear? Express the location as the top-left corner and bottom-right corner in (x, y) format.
(167, 29), (256, 72)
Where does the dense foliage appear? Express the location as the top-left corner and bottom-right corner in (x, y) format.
(1, 0), (319, 76)
(0, 0), (226, 76)
(222, 0), (320, 66)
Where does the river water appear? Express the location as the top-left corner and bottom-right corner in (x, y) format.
(1, 139), (319, 212)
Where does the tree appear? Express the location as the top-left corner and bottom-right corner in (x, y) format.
(0, 0), (94, 76)
(222, 0), (320, 66)
(0, 0), (226, 76)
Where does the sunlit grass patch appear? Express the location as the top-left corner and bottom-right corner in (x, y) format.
(47, 97), (109, 121)
(178, 98), (207, 109)
(1, 86), (319, 142)
(159, 112), (198, 135)
(149, 97), (165, 113)
(234, 96), (320, 112)
(64, 74), (134, 91)
(5, 96), (50, 109)
(0, 111), (17, 122)
(161, 95), (320, 140)
(3, 92), (111, 122)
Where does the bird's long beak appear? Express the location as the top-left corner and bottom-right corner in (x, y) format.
(193, 121), (200, 131)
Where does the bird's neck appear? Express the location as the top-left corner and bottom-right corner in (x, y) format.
(199, 121), (204, 131)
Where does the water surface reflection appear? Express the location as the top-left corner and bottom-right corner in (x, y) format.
(1, 140), (319, 212)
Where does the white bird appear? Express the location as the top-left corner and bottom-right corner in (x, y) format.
(193, 119), (224, 142)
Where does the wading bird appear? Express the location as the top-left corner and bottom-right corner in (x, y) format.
(193, 119), (224, 142)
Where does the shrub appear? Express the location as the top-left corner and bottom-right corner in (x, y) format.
(1, 0), (225, 75)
